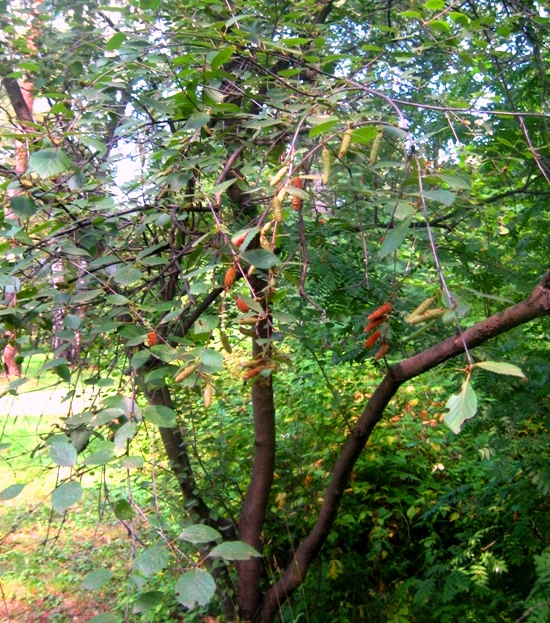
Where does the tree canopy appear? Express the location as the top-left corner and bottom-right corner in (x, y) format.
(1, 0), (549, 621)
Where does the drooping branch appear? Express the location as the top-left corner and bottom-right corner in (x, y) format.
(259, 271), (550, 622)
(148, 385), (237, 539)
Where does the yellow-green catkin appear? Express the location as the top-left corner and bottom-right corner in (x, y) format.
(321, 147), (332, 185)
(370, 131), (383, 166)
(203, 382), (213, 408)
(338, 128), (353, 158)
(175, 362), (199, 383)
(269, 165), (289, 187)
(407, 307), (446, 325)
(220, 331), (232, 354)
(405, 296), (437, 324)
(272, 196), (283, 222)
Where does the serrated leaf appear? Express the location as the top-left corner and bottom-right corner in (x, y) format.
(114, 499), (135, 520)
(52, 480), (83, 513)
(351, 126), (379, 145)
(113, 266), (142, 286)
(474, 361), (526, 379)
(175, 569), (216, 609)
(28, 148), (72, 178)
(198, 348), (223, 373)
(81, 569), (114, 590)
(379, 217), (411, 258)
(433, 173), (470, 190)
(114, 421), (136, 450)
(81, 443), (115, 466)
(210, 46), (234, 69)
(444, 380), (478, 434)
(0, 483), (26, 501)
(118, 456), (144, 469)
(179, 525), (222, 544)
(143, 405), (177, 427)
(133, 590), (164, 613)
(308, 119), (338, 137)
(50, 439), (77, 467)
(185, 112), (211, 130)
(106, 32), (126, 50)
(241, 249), (280, 269)
(10, 195), (38, 218)
(131, 350), (150, 370)
(208, 541), (261, 561)
(133, 546), (169, 577)
(421, 189), (456, 206)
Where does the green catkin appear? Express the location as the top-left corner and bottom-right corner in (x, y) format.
(338, 128), (353, 158)
(269, 165), (289, 187)
(407, 307), (446, 325)
(370, 131), (383, 166)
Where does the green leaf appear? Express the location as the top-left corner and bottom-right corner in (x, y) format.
(433, 173), (471, 190)
(114, 421), (136, 450)
(133, 591), (164, 613)
(0, 483), (26, 501)
(208, 541), (262, 561)
(106, 32), (126, 50)
(133, 546), (169, 577)
(114, 499), (135, 521)
(197, 347), (223, 373)
(179, 525), (222, 544)
(50, 438), (77, 467)
(81, 569), (114, 590)
(474, 361), (526, 379)
(444, 380), (478, 434)
(309, 119), (338, 138)
(380, 217), (411, 258)
(241, 249), (280, 269)
(210, 46), (234, 69)
(28, 148), (72, 178)
(143, 405), (177, 427)
(421, 189), (456, 206)
(81, 443), (115, 466)
(131, 350), (150, 370)
(10, 195), (38, 218)
(185, 112), (211, 130)
(118, 456), (144, 469)
(175, 569), (216, 609)
(52, 480), (83, 513)
(351, 126), (379, 145)
(112, 266), (142, 286)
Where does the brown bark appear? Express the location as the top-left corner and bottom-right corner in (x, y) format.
(236, 301), (276, 621)
(3, 341), (20, 377)
(257, 271), (550, 623)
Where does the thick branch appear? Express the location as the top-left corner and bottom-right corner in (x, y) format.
(149, 385), (237, 539)
(2, 77), (34, 124)
(237, 280), (276, 621)
(259, 271), (550, 622)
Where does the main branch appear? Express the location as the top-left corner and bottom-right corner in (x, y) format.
(259, 272), (550, 622)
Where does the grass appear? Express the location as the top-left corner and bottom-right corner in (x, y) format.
(0, 359), (131, 623)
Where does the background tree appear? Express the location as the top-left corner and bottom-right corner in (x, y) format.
(0, 0), (549, 621)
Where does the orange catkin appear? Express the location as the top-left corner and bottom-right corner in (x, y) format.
(373, 343), (389, 361)
(147, 331), (157, 346)
(235, 297), (250, 313)
(224, 265), (237, 289)
(364, 330), (382, 349)
(367, 302), (393, 321)
(292, 177), (302, 211)
(242, 365), (267, 381)
(364, 317), (385, 333)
